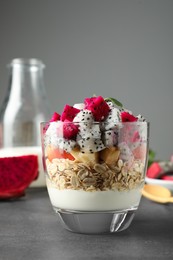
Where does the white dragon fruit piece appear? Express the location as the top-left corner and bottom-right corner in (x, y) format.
(45, 123), (76, 152)
(118, 142), (134, 163)
(104, 107), (121, 130)
(118, 124), (140, 151)
(73, 103), (85, 110)
(135, 122), (148, 144)
(52, 137), (77, 153)
(44, 121), (61, 146)
(102, 130), (118, 147)
(73, 109), (102, 141)
(130, 142), (142, 151)
(77, 123), (102, 140)
(120, 122), (147, 151)
(73, 109), (94, 123)
(106, 100), (116, 109)
(46, 121), (60, 136)
(136, 114), (146, 122)
(77, 137), (105, 153)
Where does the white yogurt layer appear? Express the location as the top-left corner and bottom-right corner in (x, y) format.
(0, 146), (45, 187)
(47, 185), (142, 211)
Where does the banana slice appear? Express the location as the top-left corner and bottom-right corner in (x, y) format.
(70, 147), (99, 167)
(100, 147), (120, 166)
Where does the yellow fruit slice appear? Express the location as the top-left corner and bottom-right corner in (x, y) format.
(70, 147), (99, 167)
(100, 147), (120, 166)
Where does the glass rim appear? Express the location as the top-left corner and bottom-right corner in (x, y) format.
(7, 58), (45, 69)
(40, 121), (150, 126)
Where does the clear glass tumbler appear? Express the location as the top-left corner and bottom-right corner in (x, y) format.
(41, 121), (149, 234)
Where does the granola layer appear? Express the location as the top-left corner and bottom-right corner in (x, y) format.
(46, 157), (145, 192)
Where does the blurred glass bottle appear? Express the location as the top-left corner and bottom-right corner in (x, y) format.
(0, 58), (50, 187)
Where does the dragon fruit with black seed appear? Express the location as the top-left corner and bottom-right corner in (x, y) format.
(44, 94), (148, 167)
(118, 142), (134, 163)
(48, 132), (77, 152)
(104, 107), (121, 130)
(102, 130), (118, 147)
(84, 96), (110, 121)
(55, 138), (77, 153)
(77, 136), (105, 153)
(44, 121), (60, 146)
(136, 114), (146, 122)
(73, 109), (94, 123)
(46, 121), (60, 136)
(77, 122), (102, 139)
(119, 120), (147, 152)
(49, 120), (78, 140)
(105, 101), (115, 109)
(45, 120), (78, 151)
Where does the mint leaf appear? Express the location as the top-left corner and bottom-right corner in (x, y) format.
(148, 149), (156, 168)
(105, 97), (123, 108)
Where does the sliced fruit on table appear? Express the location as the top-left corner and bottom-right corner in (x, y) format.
(0, 155), (38, 199)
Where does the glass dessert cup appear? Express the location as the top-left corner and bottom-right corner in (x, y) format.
(41, 121), (149, 234)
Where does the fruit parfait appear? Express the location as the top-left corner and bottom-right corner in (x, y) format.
(41, 95), (149, 234)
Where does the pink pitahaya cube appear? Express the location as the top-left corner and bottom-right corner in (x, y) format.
(84, 96), (110, 121)
(57, 121), (79, 140)
(61, 104), (80, 122)
(50, 112), (61, 122)
(121, 111), (137, 122)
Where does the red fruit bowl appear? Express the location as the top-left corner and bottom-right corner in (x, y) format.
(146, 161), (173, 194)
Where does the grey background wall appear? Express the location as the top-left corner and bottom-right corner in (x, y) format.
(0, 0), (173, 160)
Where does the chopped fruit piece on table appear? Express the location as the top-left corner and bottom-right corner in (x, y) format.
(0, 155), (38, 199)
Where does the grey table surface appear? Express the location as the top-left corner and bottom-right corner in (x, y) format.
(0, 188), (173, 260)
